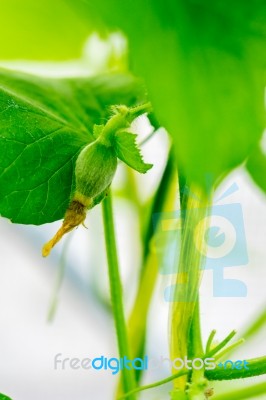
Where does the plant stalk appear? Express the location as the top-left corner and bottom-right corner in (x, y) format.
(118, 370), (188, 400)
(170, 185), (210, 397)
(206, 355), (266, 380)
(102, 193), (136, 399)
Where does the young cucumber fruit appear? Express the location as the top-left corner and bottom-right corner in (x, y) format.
(42, 103), (152, 257)
(42, 140), (117, 257)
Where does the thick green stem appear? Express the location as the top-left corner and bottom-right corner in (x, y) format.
(102, 193), (136, 399)
(187, 300), (207, 399)
(115, 149), (177, 396)
(128, 102), (152, 119)
(189, 300), (204, 358)
(125, 151), (177, 358)
(170, 186), (210, 396)
(100, 102), (152, 145)
(205, 355), (266, 380)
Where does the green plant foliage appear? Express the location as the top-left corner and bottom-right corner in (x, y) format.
(0, 68), (146, 225)
(114, 131), (153, 173)
(246, 145), (266, 194)
(69, 0), (266, 188)
(1, 2), (266, 399)
(0, 0), (91, 60)
(0, 394), (12, 400)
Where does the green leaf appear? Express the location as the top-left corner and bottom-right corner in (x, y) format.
(0, 394), (12, 400)
(246, 144), (266, 194)
(114, 131), (153, 173)
(68, 0), (266, 188)
(0, 68), (147, 225)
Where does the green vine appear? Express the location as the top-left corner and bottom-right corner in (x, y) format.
(102, 193), (136, 399)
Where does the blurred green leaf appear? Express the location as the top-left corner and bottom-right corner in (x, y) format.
(241, 304), (266, 340)
(0, 68), (147, 224)
(0, 394), (12, 400)
(212, 382), (266, 400)
(69, 0), (266, 188)
(246, 145), (266, 194)
(0, 0), (91, 60)
(114, 131), (153, 173)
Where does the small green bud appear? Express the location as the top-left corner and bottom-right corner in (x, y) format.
(42, 139), (117, 257)
(74, 140), (117, 202)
